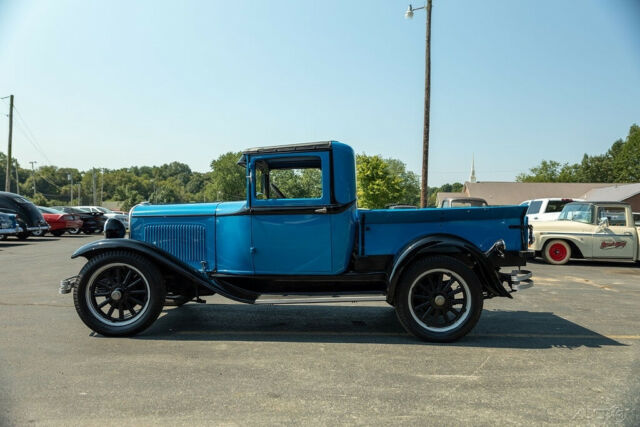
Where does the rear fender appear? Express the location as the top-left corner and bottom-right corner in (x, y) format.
(386, 234), (511, 304)
(71, 239), (258, 303)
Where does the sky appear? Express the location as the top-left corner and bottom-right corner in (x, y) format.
(0, 0), (639, 186)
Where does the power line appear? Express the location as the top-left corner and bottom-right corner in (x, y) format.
(12, 104), (53, 164)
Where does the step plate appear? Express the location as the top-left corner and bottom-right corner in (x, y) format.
(254, 294), (387, 305)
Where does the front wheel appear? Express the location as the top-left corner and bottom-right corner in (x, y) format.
(543, 240), (571, 265)
(68, 227), (80, 235)
(395, 256), (483, 342)
(73, 251), (166, 336)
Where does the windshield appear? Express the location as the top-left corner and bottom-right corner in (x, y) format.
(39, 207), (64, 214)
(450, 199), (487, 207)
(558, 203), (593, 224)
(97, 207), (112, 213)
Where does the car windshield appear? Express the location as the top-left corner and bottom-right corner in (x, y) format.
(450, 199), (487, 207)
(39, 207), (64, 214)
(97, 207), (112, 213)
(558, 203), (593, 223)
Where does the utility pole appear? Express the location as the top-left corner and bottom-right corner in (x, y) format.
(92, 170), (97, 205)
(421, 0), (432, 208)
(4, 95), (14, 192)
(29, 161), (37, 196)
(68, 174), (73, 205)
(14, 166), (19, 195)
(100, 168), (104, 205)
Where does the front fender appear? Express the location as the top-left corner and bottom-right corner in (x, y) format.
(71, 239), (258, 303)
(386, 234), (511, 304)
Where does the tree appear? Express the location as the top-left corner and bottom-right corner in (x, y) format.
(517, 124), (640, 183)
(356, 154), (403, 209)
(205, 152), (246, 201)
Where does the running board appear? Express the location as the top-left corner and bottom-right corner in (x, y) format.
(253, 293), (387, 305)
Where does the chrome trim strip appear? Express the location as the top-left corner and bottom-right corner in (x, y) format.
(0, 227), (21, 234)
(539, 231), (634, 238)
(254, 294), (387, 305)
(26, 225), (50, 231)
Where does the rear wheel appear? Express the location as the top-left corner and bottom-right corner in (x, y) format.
(543, 240), (571, 265)
(68, 227), (80, 235)
(16, 221), (29, 240)
(31, 228), (45, 237)
(73, 251), (166, 336)
(395, 256), (483, 342)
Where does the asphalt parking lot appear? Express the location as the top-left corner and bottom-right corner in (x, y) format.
(1, 235), (639, 426)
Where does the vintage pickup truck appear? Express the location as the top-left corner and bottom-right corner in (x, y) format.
(61, 141), (533, 342)
(530, 201), (640, 265)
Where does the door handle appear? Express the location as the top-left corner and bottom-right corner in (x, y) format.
(314, 207), (327, 214)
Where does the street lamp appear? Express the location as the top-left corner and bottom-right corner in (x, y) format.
(405, 2), (432, 208)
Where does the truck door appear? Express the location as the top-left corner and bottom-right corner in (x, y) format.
(592, 206), (636, 259)
(249, 152), (332, 274)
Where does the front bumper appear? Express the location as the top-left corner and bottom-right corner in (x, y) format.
(27, 225), (50, 232)
(0, 226), (23, 235)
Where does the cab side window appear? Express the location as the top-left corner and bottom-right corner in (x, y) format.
(598, 207), (627, 226)
(527, 201), (542, 214)
(254, 157), (323, 200)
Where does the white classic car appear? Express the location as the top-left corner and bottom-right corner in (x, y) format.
(530, 201), (640, 264)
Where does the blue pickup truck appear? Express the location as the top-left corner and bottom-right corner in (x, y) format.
(61, 141), (533, 342)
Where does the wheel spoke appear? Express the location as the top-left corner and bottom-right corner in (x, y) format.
(118, 307), (124, 320)
(414, 301), (430, 311)
(94, 291), (110, 297)
(125, 278), (142, 289)
(129, 296), (144, 306)
(128, 290), (146, 295)
(122, 270), (132, 286)
(126, 301), (136, 317)
(420, 305), (434, 321)
(97, 298), (112, 309)
(107, 306), (115, 317)
(451, 298), (466, 305)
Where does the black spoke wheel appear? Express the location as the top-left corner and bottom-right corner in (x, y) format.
(73, 251), (165, 336)
(395, 256), (483, 342)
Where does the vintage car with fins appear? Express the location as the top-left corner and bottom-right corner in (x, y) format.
(60, 141), (534, 342)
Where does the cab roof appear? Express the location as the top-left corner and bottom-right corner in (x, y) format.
(242, 141), (332, 155)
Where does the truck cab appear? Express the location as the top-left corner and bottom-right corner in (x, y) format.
(63, 141), (534, 342)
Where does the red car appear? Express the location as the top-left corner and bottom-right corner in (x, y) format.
(36, 207), (83, 237)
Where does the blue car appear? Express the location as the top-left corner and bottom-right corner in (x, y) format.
(0, 212), (22, 240)
(61, 141), (533, 342)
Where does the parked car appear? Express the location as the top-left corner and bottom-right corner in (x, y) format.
(0, 192), (49, 239)
(520, 198), (584, 222)
(52, 206), (106, 234)
(0, 213), (22, 240)
(529, 201), (640, 265)
(36, 207), (84, 237)
(76, 206), (129, 229)
(439, 197), (488, 208)
(60, 141), (533, 342)
(634, 212), (640, 226)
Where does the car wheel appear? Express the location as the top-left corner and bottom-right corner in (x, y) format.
(0, 234), (6, 241)
(73, 251), (166, 336)
(68, 227), (80, 235)
(543, 240), (571, 265)
(52, 230), (65, 237)
(16, 221), (29, 240)
(395, 256), (483, 342)
(31, 228), (44, 237)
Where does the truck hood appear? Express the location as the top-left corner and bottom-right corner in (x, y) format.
(130, 201), (249, 218)
(531, 219), (593, 233)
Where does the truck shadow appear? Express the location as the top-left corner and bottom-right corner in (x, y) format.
(138, 304), (624, 349)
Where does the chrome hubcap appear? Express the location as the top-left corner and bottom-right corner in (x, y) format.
(111, 289), (123, 301)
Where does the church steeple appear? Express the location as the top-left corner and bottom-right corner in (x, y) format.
(469, 154), (477, 183)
